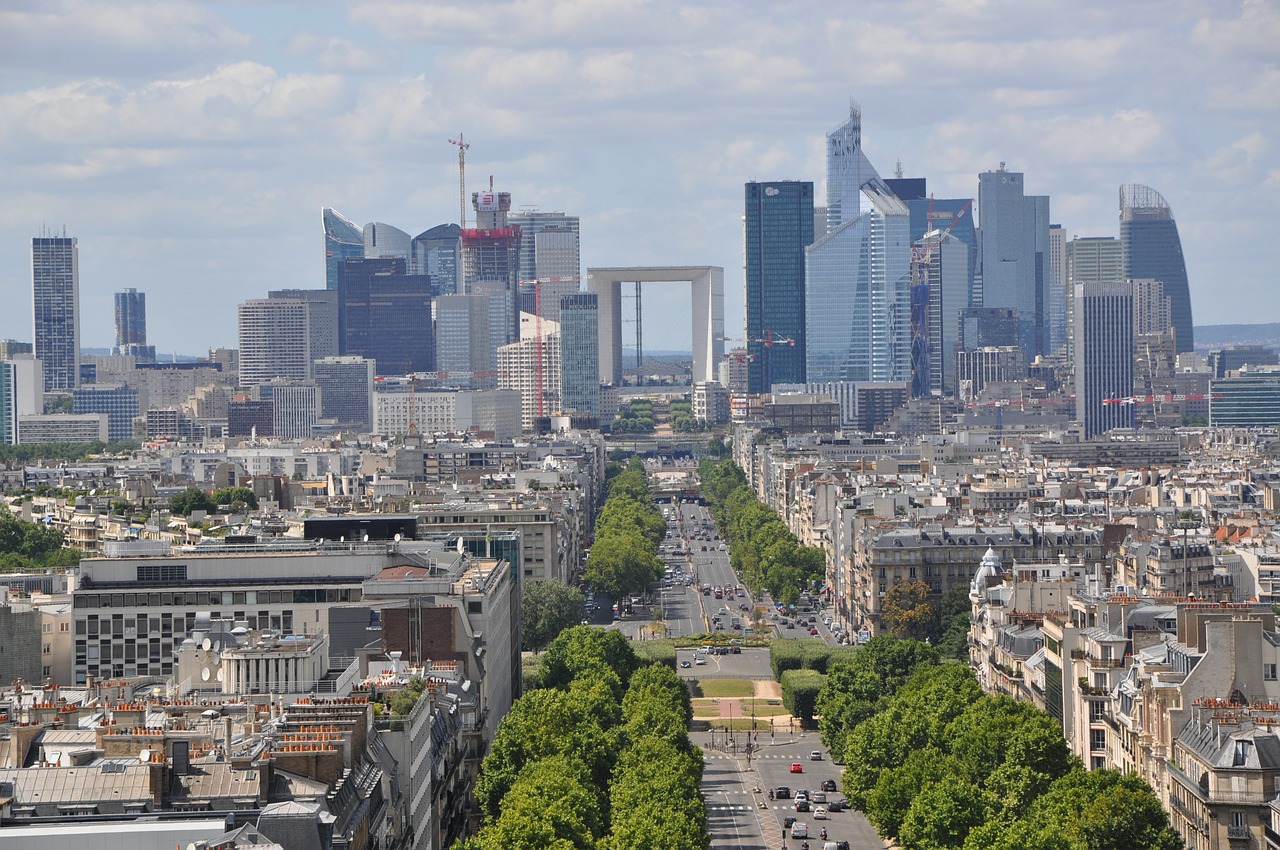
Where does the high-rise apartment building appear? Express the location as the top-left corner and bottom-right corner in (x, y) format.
(558, 293), (599, 419)
(413, 223), (462, 296)
(435, 295), (495, 389)
(0, 358), (42, 444)
(745, 181), (813, 392)
(497, 313), (560, 432)
(806, 104), (911, 385)
(237, 298), (317, 387)
(313, 356), (375, 432)
(71, 383), (139, 442)
(976, 166), (1051, 355)
(268, 289), (339, 362)
(266, 381), (320, 439)
(323, 208), (364, 292)
(1120, 183), (1193, 353)
(1074, 281), (1134, 438)
(32, 235), (80, 393)
(113, 288), (153, 361)
(1131, 279), (1172, 337)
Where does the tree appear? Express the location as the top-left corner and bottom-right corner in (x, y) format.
(211, 486), (258, 509)
(521, 582), (586, 652)
(780, 668), (826, 725)
(898, 776), (992, 850)
(865, 747), (961, 838)
(0, 511), (66, 562)
(881, 580), (938, 641)
(168, 486), (216, 515)
(540, 625), (639, 692)
(583, 529), (661, 599)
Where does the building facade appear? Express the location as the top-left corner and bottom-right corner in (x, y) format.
(71, 384), (139, 442)
(313, 356), (375, 432)
(976, 166), (1051, 356)
(745, 181), (813, 392)
(338, 258), (434, 376)
(558, 293), (599, 419)
(1121, 183), (1193, 353)
(237, 297), (321, 387)
(323, 207), (365, 292)
(1074, 281), (1135, 437)
(32, 235), (80, 393)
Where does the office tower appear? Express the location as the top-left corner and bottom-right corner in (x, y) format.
(955, 346), (1027, 398)
(806, 104), (911, 385)
(237, 298), (316, 387)
(0, 358), (42, 444)
(71, 383), (139, 442)
(263, 381), (320, 439)
(508, 210), (581, 321)
(1131, 279), (1172, 336)
(435, 295), (495, 389)
(413, 223), (462, 297)
(323, 208), (364, 291)
(462, 190), (521, 345)
(745, 181), (813, 392)
(1209, 345), (1278, 378)
(313, 356), (375, 432)
(1046, 225), (1067, 354)
(497, 313), (561, 431)
(884, 177), (976, 260)
(337, 258), (434, 376)
(959, 307), (1020, 351)
(558, 293), (599, 418)
(914, 230), (970, 395)
(976, 165), (1051, 355)
(32, 235), (80, 393)
(1120, 184), (1193, 352)
(1074, 281), (1134, 437)
(1065, 236), (1124, 359)
(363, 221), (413, 264)
(267, 290), (339, 362)
(113, 288), (154, 361)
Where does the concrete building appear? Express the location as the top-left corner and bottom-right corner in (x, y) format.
(237, 296), (325, 387)
(434, 294), (495, 389)
(497, 312), (561, 432)
(17, 413), (109, 444)
(71, 384), (139, 442)
(31, 235), (80, 393)
(0, 357), (43, 445)
(693, 381), (730, 426)
(1074, 281), (1134, 438)
(373, 389), (522, 439)
(313, 355), (375, 432)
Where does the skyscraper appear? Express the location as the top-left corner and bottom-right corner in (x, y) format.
(435, 295), (495, 389)
(113, 288), (151, 361)
(238, 297), (319, 387)
(363, 221), (413, 263)
(558, 293), (599, 418)
(267, 289), (339, 362)
(462, 190), (521, 346)
(323, 208), (364, 292)
(1120, 184), (1193, 353)
(916, 230), (970, 395)
(1074, 281), (1134, 438)
(32, 235), (80, 393)
(806, 104), (911, 385)
(413, 223), (462, 297)
(1065, 236), (1124, 359)
(0, 358), (42, 445)
(1046, 225), (1067, 354)
(337, 258), (434, 376)
(745, 181), (813, 392)
(976, 165), (1051, 355)
(313, 356), (375, 432)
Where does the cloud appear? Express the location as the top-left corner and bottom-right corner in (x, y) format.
(287, 32), (395, 73)
(1191, 0), (1280, 61)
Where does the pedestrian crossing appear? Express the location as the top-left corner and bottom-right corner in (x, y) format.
(702, 752), (822, 760)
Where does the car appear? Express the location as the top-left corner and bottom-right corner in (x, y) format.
(810, 750), (823, 760)
(794, 790), (809, 802)
(836, 842), (851, 850)
(791, 823), (809, 839)
(774, 786), (791, 799)
(827, 797), (848, 812)
(809, 628), (820, 636)
(795, 799), (809, 812)
(821, 779), (837, 792)
(786, 622), (796, 629)
(731, 645), (741, 654)
(694, 656), (706, 665)
(811, 791), (827, 804)
(790, 762), (804, 773)
(783, 816), (797, 830)
(679, 660), (691, 668)
(813, 806), (827, 820)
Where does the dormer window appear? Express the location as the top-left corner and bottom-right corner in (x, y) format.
(1233, 740), (1253, 767)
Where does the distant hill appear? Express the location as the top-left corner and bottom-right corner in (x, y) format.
(1194, 324), (1280, 350)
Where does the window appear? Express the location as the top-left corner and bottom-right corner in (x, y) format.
(1266, 664), (1277, 681)
(1090, 730), (1106, 752)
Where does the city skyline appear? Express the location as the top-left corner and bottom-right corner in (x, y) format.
(0, 1), (1275, 354)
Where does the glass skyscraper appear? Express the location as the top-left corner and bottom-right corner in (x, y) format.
(1074, 281), (1134, 438)
(32, 235), (80, 393)
(338, 258), (434, 376)
(323, 208), (364, 292)
(976, 166), (1051, 356)
(413, 223), (462, 297)
(1120, 184), (1193, 353)
(558, 293), (599, 418)
(745, 181), (813, 392)
(805, 105), (912, 385)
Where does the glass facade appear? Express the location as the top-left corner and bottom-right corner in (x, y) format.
(977, 168), (1051, 355)
(1073, 281), (1134, 437)
(1121, 183), (1193, 353)
(744, 181), (813, 392)
(32, 236), (80, 392)
(313, 356), (375, 431)
(434, 295), (494, 389)
(72, 384), (138, 442)
(1210, 376), (1280, 427)
(413, 223), (462, 297)
(323, 208), (364, 292)
(338, 258), (434, 376)
(558, 293), (599, 417)
(113, 288), (147, 350)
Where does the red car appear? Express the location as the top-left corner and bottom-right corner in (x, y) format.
(809, 628), (819, 636)
(789, 762), (804, 773)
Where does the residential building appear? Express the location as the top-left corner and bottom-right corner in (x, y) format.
(313, 356), (375, 432)
(31, 235), (80, 393)
(17, 413), (109, 444)
(372, 389), (522, 439)
(1121, 183), (1193, 352)
(497, 313), (561, 432)
(1074, 281), (1134, 437)
(976, 165), (1051, 355)
(237, 296), (324, 387)
(0, 340), (33, 360)
(558, 293), (599, 418)
(0, 357), (43, 445)
(693, 381), (730, 425)
(745, 181), (813, 391)
(263, 381), (319, 440)
(71, 384), (139, 442)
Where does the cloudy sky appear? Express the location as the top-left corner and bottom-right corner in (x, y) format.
(1, 0), (1276, 356)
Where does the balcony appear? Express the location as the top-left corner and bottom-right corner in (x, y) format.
(1227, 824), (1251, 840)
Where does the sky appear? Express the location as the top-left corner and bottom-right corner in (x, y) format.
(0, 0), (1276, 356)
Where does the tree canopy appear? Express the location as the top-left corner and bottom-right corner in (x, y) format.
(168, 486), (216, 516)
(0, 510), (77, 571)
(522, 581), (586, 652)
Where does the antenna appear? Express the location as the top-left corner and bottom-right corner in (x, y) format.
(448, 134), (470, 228)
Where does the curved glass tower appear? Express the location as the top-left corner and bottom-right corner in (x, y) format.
(323, 208), (364, 291)
(1120, 184), (1192, 353)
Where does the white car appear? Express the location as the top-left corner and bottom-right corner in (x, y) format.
(791, 823), (809, 839)
(694, 656), (706, 665)
(813, 806), (827, 820)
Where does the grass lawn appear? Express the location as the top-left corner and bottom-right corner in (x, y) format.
(738, 698), (789, 716)
(712, 717), (773, 731)
(697, 678), (755, 698)
(692, 702), (722, 718)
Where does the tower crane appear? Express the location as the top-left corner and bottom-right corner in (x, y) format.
(448, 134), (470, 228)
(720, 331), (796, 391)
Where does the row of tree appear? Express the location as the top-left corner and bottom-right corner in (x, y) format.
(611, 399), (656, 434)
(698, 457), (824, 604)
(668, 398), (708, 433)
(168, 485), (259, 516)
(815, 636), (1181, 850)
(582, 458), (663, 599)
(0, 440), (137, 464)
(466, 626), (706, 849)
(0, 510), (78, 571)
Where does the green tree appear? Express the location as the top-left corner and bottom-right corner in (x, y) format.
(780, 668), (826, 725)
(475, 756), (602, 850)
(583, 529), (661, 599)
(540, 625), (639, 692)
(865, 747), (961, 838)
(881, 579), (938, 641)
(0, 510), (67, 562)
(521, 582), (586, 652)
(898, 776), (992, 850)
(211, 486), (258, 509)
(168, 486), (216, 515)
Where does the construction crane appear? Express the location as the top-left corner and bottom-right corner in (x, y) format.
(720, 331), (795, 391)
(1102, 393), (1222, 405)
(911, 197), (973, 397)
(448, 134), (470, 228)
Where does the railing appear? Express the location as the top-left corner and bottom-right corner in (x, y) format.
(1227, 824), (1251, 840)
